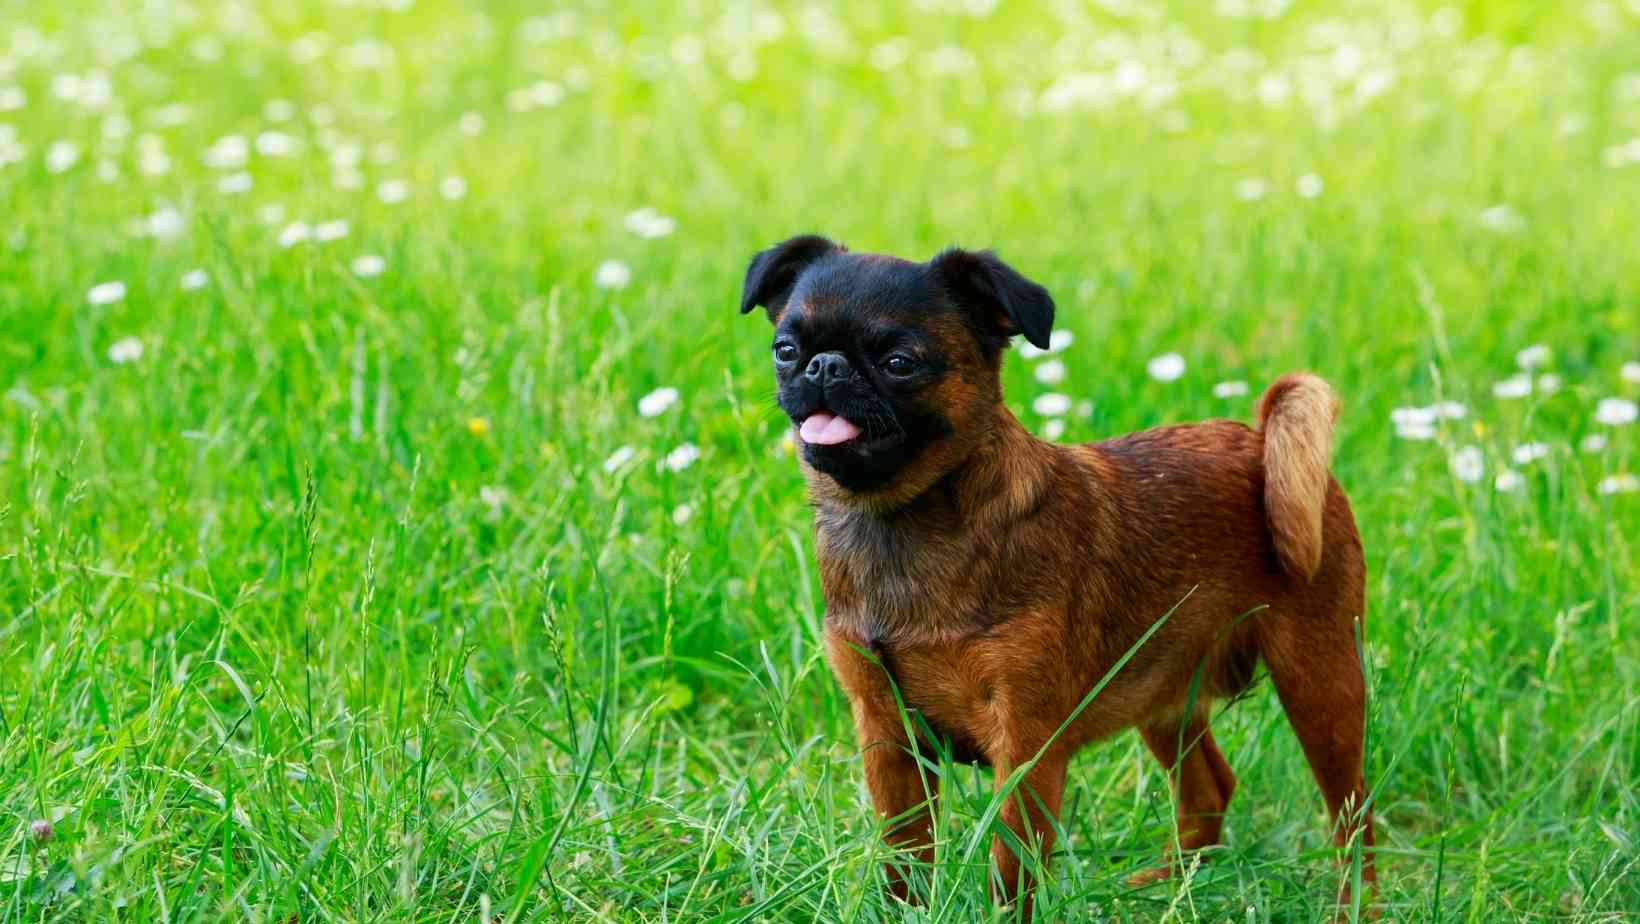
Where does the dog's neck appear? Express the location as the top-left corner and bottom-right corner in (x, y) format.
(810, 408), (1060, 643)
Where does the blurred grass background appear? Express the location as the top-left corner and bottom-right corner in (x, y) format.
(2, 0), (1638, 920)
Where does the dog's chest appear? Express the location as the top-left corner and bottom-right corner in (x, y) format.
(815, 508), (989, 634)
(876, 635), (1002, 763)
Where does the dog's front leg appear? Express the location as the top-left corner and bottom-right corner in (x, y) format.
(824, 625), (940, 902)
(989, 747), (1068, 919)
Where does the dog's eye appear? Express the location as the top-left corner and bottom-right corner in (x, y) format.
(773, 342), (799, 364)
(881, 354), (915, 377)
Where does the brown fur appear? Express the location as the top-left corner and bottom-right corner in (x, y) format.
(1257, 372), (1342, 580)
(815, 372), (1375, 915)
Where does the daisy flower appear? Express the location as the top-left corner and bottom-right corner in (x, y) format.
(1450, 446), (1484, 484)
(664, 443), (700, 471)
(1595, 397), (1637, 427)
(107, 336), (143, 364)
(603, 445), (636, 473)
(86, 281), (126, 305)
(1147, 352), (1186, 382)
(351, 254), (386, 277)
(595, 259), (631, 290)
(1032, 392), (1071, 416)
(638, 387), (679, 418)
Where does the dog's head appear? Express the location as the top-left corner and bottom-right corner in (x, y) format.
(739, 235), (1055, 502)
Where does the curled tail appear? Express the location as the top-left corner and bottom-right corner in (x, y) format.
(1256, 373), (1341, 581)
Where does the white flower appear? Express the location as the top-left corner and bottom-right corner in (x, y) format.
(138, 140), (171, 176)
(256, 203), (286, 225)
(1581, 434), (1608, 453)
(180, 269), (207, 290)
(594, 259), (631, 289)
(1604, 139), (1640, 169)
(102, 112), (129, 140)
(314, 219), (349, 242)
(1032, 392), (1072, 416)
(351, 254), (386, 277)
(1034, 359), (1066, 384)
(1234, 178), (1267, 201)
(1595, 397), (1638, 426)
(376, 179), (410, 203)
(602, 445), (636, 473)
(45, 140), (80, 173)
(458, 111), (485, 135)
(1536, 374), (1561, 394)
(479, 485), (507, 513)
(623, 207), (676, 239)
(144, 207), (184, 239)
(217, 172), (252, 194)
(870, 39), (910, 72)
(1295, 173), (1324, 198)
(1492, 374), (1532, 399)
(255, 130), (300, 157)
(86, 281), (126, 305)
(277, 221), (312, 248)
(1451, 446), (1484, 483)
(0, 86), (24, 111)
(1622, 361), (1640, 384)
(1598, 474), (1639, 495)
(1048, 330), (1074, 352)
(1213, 380), (1249, 399)
(107, 336), (143, 364)
(1391, 406), (1438, 428)
(1515, 344), (1551, 369)
(1478, 204), (1524, 233)
(671, 504), (694, 526)
(1147, 352), (1186, 382)
(1042, 419), (1066, 440)
(1396, 421), (1437, 440)
(439, 176), (467, 200)
(264, 99), (296, 122)
(527, 81), (565, 107)
(202, 135), (248, 169)
(1075, 400), (1094, 418)
(1511, 442), (1550, 465)
(664, 443), (700, 471)
(1434, 401), (1468, 420)
(638, 386), (679, 418)
(1018, 342), (1048, 359)
(1494, 469), (1524, 493)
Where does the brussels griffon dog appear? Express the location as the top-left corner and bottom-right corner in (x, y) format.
(739, 235), (1375, 915)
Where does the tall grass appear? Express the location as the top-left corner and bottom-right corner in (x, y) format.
(2, 0), (1637, 920)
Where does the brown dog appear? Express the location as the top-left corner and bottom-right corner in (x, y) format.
(740, 236), (1375, 915)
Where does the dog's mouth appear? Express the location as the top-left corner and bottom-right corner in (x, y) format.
(798, 411), (863, 446)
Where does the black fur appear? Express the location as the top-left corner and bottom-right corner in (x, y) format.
(930, 247), (1056, 350)
(740, 234), (840, 317)
(741, 239), (1054, 491)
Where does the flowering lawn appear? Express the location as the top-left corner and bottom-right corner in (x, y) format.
(2, 1), (1638, 920)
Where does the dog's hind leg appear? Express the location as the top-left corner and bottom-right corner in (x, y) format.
(1262, 621), (1377, 901)
(1128, 709), (1237, 885)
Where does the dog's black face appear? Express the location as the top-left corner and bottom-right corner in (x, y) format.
(740, 236), (1055, 496)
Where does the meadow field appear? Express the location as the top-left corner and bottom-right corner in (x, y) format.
(3, 0), (1639, 920)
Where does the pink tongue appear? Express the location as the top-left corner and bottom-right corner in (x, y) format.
(799, 412), (862, 446)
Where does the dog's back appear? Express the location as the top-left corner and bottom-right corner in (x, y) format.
(1081, 376), (1364, 710)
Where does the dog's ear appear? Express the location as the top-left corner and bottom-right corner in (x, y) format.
(740, 235), (839, 319)
(931, 248), (1055, 351)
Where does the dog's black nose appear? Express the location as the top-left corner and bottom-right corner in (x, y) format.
(804, 351), (851, 385)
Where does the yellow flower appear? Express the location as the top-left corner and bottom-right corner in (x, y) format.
(466, 416), (491, 436)
(1472, 421), (1487, 437)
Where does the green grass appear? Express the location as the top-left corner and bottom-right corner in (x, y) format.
(3, 0), (1639, 920)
